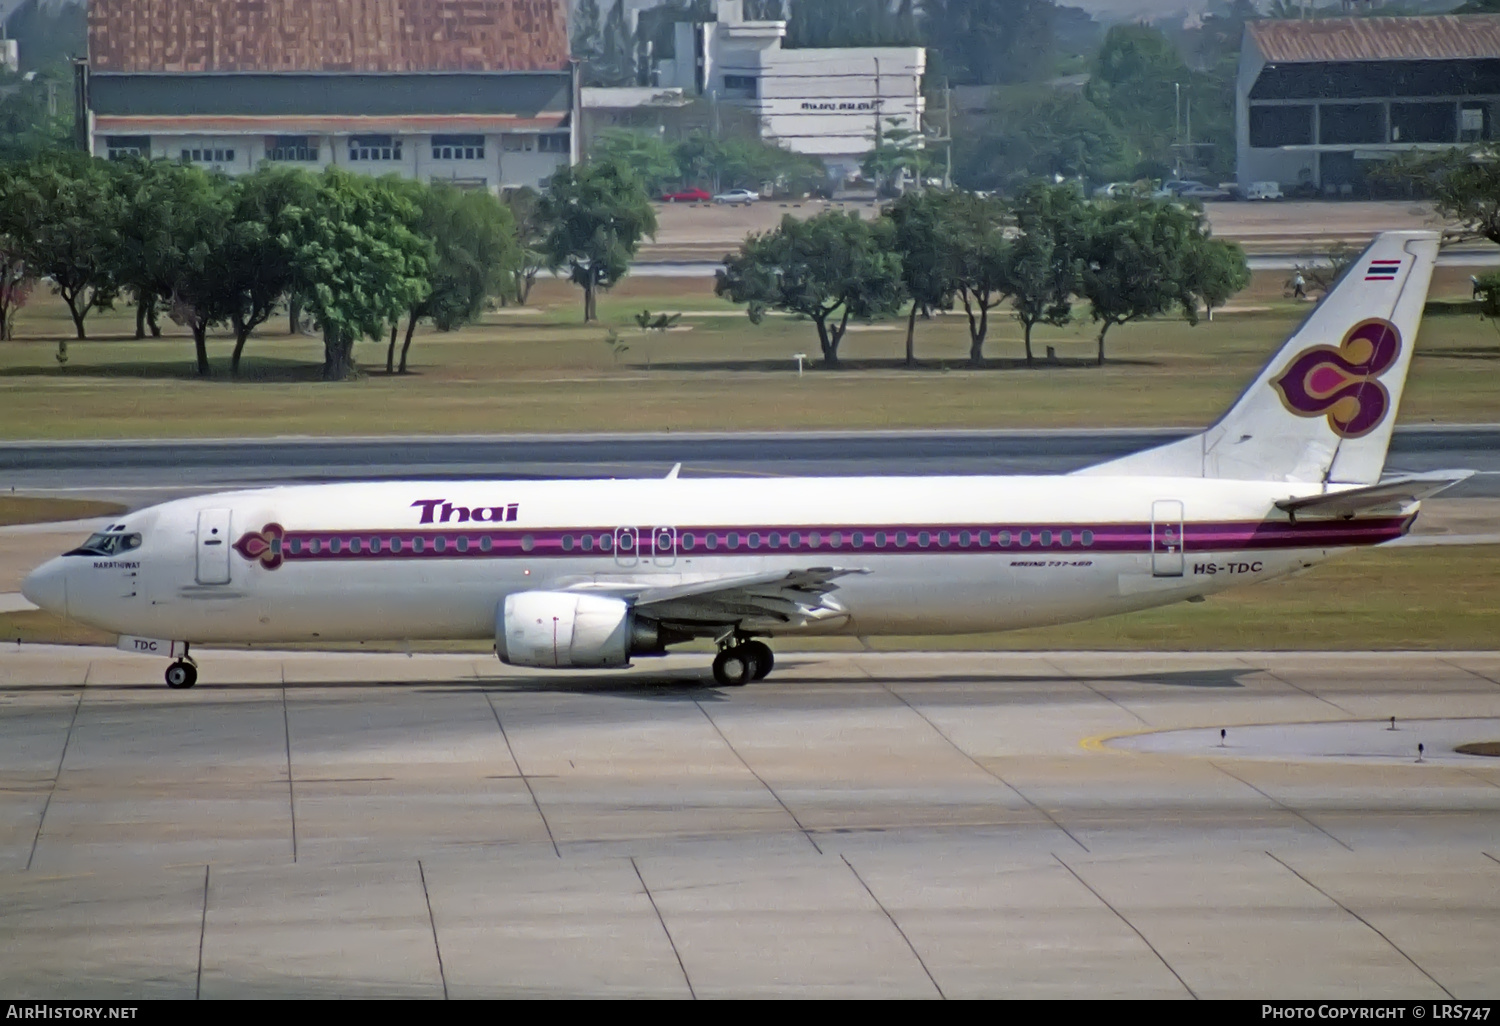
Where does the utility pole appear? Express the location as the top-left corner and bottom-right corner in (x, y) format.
(873, 57), (883, 194)
(944, 77), (952, 189)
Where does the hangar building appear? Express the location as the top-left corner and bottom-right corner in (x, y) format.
(1238, 15), (1500, 195)
(80, 0), (577, 192)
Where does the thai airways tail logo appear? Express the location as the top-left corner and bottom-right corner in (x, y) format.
(1270, 318), (1402, 438)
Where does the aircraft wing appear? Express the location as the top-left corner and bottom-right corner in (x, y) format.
(563, 567), (869, 633)
(1276, 470), (1474, 520)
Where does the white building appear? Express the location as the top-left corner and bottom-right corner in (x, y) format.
(655, 0), (925, 178)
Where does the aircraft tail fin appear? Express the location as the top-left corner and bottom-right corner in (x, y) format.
(1076, 230), (1439, 485)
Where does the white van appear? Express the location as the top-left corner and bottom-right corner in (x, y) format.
(1245, 181), (1284, 201)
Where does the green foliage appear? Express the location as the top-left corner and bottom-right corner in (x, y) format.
(956, 86), (1132, 192)
(1005, 180), (1087, 364)
(945, 192), (1015, 363)
(540, 159), (657, 322)
(634, 309), (682, 331)
(1473, 271), (1500, 346)
(785, 0), (920, 48)
(504, 186), (547, 305)
(715, 210), (906, 365)
(1184, 236), (1250, 319)
(921, 0), (1057, 86)
(0, 151), (121, 339)
(1382, 149), (1500, 245)
(885, 190), (962, 362)
(673, 131), (827, 195)
(0, 69), (73, 161)
(285, 169), (433, 380)
(861, 118), (936, 196)
(592, 129), (682, 195)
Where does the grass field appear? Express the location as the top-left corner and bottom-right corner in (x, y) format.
(3, 544), (1495, 653)
(0, 270), (1495, 440)
(0, 497), (128, 526)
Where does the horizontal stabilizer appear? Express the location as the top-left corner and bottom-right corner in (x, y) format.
(1276, 470), (1474, 519)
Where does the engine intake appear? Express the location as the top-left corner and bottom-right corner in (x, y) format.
(497, 591), (663, 669)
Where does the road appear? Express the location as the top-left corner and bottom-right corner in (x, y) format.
(2, 426), (1497, 497)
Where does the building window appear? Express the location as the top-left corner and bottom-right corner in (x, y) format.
(1248, 105), (1313, 148)
(180, 147), (236, 164)
(349, 135), (402, 161)
(723, 74), (758, 98)
(267, 136), (319, 162)
(501, 134), (535, 153)
(1391, 103), (1456, 144)
(1461, 103), (1490, 142)
(1318, 103), (1383, 145)
(538, 133), (570, 153)
(105, 136), (150, 160)
(432, 134), (485, 160)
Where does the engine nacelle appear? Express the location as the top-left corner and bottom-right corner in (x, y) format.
(497, 591), (656, 669)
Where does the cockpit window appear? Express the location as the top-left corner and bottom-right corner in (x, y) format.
(66, 532), (143, 557)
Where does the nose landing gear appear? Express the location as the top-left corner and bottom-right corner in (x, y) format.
(710, 637), (774, 687)
(165, 644), (198, 689)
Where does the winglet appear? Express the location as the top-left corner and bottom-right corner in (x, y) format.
(665, 462), (682, 480)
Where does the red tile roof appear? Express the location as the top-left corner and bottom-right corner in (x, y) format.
(89, 0), (570, 73)
(1247, 15), (1500, 63)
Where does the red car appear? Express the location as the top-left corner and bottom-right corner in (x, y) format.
(661, 187), (711, 203)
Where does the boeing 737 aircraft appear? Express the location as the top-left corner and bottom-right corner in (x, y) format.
(22, 230), (1471, 689)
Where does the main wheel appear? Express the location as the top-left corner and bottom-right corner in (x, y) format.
(712, 648), (755, 687)
(744, 641), (774, 680)
(165, 661), (197, 690)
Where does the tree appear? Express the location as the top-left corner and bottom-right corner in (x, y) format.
(540, 159), (656, 323)
(956, 86), (1132, 192)
(0, 152), (121, 339)
(1181, 236), (1249, 322)
(1386, 149), (1500, 245)
(1077, 197), (1202, 365)
(592, 129), (681, 196)
(921, 0), (1058, 86)
(390, 184), (519, 374)
(504, 186), (548, 305)
(715, 210), (906, 366)
(946, 193), (1014, 364)
(861, 117), (934, 197)
(221, 166), (318, 374)
(885, 190), (962, 365)
(1004, 181), (1086, 366)
(0, 242), (35, 341)
(286, 170), (432, 380)
(786, 0), (921, 48)
(0, 68), (73, 162)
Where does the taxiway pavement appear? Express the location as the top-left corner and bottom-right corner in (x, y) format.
(1, 647), (1497, 998)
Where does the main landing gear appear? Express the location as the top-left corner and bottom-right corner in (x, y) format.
(711, 637), (774, 687)
(165, 645), (198, 690)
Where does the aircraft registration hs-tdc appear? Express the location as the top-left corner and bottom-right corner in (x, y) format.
(22, 231), (1471, 689)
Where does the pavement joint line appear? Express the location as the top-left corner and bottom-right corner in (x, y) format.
(1211, 761), (1354, 852)
(1238, 660), (1355, 717)
(482, 690), (559, 858)
(1439, 656), (1500, 689)
(1458, 767), (1500, 791)
(1264, 851), (1456, 1000)
(417, 860), (449, 1001)
(693, 699), (822, 855)
(1052, 852), (1198, 1000)
(1044, 656), (1152, 727)
(861, 664), (1089, 853)
(840, 854), (945, 1000)
(26, 685), (84, 872)
(195, 864), (208, 1001)
(631, 857), (695, 1001)
(1483, 851), (1500, 867)
(281, 686), (297, 864)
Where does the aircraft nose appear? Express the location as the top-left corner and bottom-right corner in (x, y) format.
(21, 559), (67, 616)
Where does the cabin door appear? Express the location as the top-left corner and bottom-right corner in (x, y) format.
(1151, 500), (1185, 578)
(196, 508), (233, 585)
(650, 527), (677, 567)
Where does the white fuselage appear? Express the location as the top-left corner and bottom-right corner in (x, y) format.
(29, 475), (1410, 645)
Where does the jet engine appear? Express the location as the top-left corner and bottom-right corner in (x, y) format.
(496, 591), (664, 668)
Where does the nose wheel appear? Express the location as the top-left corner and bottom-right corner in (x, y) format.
(165, 645), (198, 690)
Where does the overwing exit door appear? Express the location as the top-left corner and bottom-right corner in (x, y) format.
(196, 509), (233, 585)
(1151, 500), (1185, 578)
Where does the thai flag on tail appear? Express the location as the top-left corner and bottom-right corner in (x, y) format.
(1365, 259), (1401, 281)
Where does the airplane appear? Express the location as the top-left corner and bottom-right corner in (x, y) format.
(22, 230), (1471, 690)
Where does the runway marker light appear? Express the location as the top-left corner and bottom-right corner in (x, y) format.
(1417, 742), (1425, 763)
(1219, 728), (1226, 747)
(1388, 716), (1396, 731)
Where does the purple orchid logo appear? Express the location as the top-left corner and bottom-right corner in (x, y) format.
(1271, 318), (1402, 439)
(233, 523), (286, 570)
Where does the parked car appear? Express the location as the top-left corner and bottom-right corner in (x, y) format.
(713, 188), (760, 205)
(661, 187), (711, 203)
(1176, 183), (1231, 200)
(1244, 181), (1284, 201)
(1092, 182), (1133, 198)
